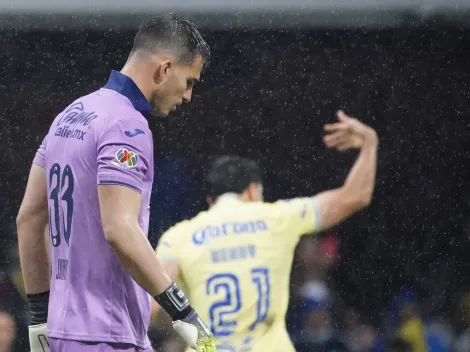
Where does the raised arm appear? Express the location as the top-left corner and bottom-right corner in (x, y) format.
(314, 110), (378, 231)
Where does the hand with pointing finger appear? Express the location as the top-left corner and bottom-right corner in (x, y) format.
(323, 110), (378, 151)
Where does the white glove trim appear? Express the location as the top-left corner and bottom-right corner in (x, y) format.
(172, 320), (199, 349)
(29, 323), (50, 352)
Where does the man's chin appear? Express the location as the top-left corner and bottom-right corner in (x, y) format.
(152, 109), (170, 118)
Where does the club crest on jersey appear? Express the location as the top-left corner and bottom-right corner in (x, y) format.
(111, 149), (139, 169)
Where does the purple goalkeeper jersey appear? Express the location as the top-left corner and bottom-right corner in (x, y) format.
(33, 71), (154, 348)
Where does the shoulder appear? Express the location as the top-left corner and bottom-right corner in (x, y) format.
(91, 89), (150, 131)
(98, 112), (151, 145)
(249, 198), (317, 224)
(161, 218), (195, 239)
(249, 199), (290, 215)
(269, 197), (316, 212)
(162, 211), (212, 240)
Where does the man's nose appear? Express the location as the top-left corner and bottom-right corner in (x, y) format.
(183, 89), (193, 103)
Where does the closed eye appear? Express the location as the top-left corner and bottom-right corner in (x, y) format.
(187, 78), (200, 90)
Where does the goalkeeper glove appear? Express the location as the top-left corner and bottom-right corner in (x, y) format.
(27, 292), (50, 352)
(155, 283), (216, 351)
(28, 323), (50, 352)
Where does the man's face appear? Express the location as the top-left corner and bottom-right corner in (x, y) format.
(151, 55), (204, 117)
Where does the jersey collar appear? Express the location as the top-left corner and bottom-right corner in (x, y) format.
(215, 193), (242, 205)
(104, 70), (152, 117)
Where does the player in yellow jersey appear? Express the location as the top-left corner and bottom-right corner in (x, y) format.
(154, 111), (378, 352)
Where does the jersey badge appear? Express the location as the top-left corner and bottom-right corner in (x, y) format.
(111, 148), (139, 169)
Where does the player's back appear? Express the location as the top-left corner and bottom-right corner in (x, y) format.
(157, 194), (320, 352)
(35, 73), (154, 348)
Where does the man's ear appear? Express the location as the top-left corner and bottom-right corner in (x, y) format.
(154, 60), (172, 85)
(246, 184), (258, 201)
(206, 197), (215, 207)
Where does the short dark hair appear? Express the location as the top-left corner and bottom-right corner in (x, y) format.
(132, 13), (210, 66)
(206, 156), (263, 200)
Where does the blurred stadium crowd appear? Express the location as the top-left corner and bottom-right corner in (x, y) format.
(0, 25), (469, 352)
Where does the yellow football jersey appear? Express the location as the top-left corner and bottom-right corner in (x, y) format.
(156, 194), (321, 352)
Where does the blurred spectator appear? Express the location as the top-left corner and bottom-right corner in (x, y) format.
(450, 292), (470, 352)
(288, 235), (343, 339)
(299, 235), (340, 284)
(294, 305), (349, 352)
(0, 225), (29, 352)
(387, 336), (413, 352)
(0, 311), (16, 352)
(374, 289), (450, 352)
(293, 285), (349, 352)
(372, 289), (426, 352)
(149, 152), (203, 245)
(394, 289), (427, 352)
(426, 314), (454, 350)
(343, 307), (377, 352)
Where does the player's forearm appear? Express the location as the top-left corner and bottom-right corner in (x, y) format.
(105, 222), (172, 297)
(16, 213), (50, 294)
(150, 259), (180, 322)
(342, 136), (378, 206)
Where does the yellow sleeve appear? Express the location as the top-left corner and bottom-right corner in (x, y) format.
(273, 197), (321, 239)
(155, 225), (182, 261)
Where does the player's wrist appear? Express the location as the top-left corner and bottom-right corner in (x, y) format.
(26, 291), (50, 325)
(154, 282), (193, 321)
(362, 129), (378, 147)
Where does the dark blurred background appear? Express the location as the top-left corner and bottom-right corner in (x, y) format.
(0, 1), (469, 351)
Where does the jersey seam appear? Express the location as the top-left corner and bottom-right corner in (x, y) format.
(311, 198), (321, 233)
(97, 172), (144, 186)
(48, 329), (150, 348)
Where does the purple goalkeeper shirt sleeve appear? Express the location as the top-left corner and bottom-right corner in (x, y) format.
(96, 119), (152, 194)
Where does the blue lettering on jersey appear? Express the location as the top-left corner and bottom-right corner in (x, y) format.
(54, 125), (87, 140)
(216, 344), (236, 352)
(54, 102), (97, 141)
(124, 128), (145, 137)
(57, 102), (98, 127)
(241, 336), (254, 352)
(211, 245), (256, 264)
(192, 220), (268, 246)
(55, 258), (68, 280)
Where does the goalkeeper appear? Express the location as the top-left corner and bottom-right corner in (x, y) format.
(16, 13), (215, 352)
